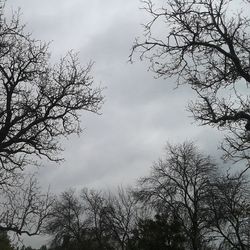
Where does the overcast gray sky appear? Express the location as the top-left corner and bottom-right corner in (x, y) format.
(5, 0), (225, 247)
(5, 0), (224, 196)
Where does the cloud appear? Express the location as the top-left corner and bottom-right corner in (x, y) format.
(4, 0), (227, 247)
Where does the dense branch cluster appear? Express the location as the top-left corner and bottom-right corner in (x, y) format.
(46, 188), (140, 250)
(136, 143), (216, 250)
(0, 2), (103, 237)
(0, 8), (103, 174)
(131, 0), (250, 161)
(0, 175), (54, 236)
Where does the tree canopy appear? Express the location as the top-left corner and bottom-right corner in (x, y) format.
(0, 0), (103, 237)
(131, 0), (250, 163)
(0, 5), (103, 176)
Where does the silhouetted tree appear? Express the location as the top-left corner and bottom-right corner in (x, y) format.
(46, 189), (88, 249)
(0, 0), (103, 238)
(0, 174), (53, 235)
(0, 231), (14, 250)
(45, 166), (250, 249)
(0, 2), (103, 181)
(39, 246), (48, 250)
(101, 187), (138, 250)
(48, 187), (140, 250)
(81, 188), (113, 250)
(207, 172), (250, 249)
(131, 0), (250, 162)
(131, 213), (186, 250)
(135, 142), (217, 250)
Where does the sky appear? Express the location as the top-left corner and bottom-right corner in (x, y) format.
(4, 0), (227, 247)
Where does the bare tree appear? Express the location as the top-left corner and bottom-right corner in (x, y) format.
(81, 188), (111, 250)
(0, 3), (103, 179)
(0, 1), (103, 238)
(131, 0), (250, 162)
(81, 187), (140, 250)
(207, 172), (250, 250)
(47, 187), (138, 250)
(135, 142), (217, 250)
(0, 174), (54, 236)
(46, 189), (89, 249)
(102, 187), (138, 250)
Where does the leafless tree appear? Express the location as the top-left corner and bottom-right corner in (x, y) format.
(135, 142), (217, 250)
(0, 1), (103, 238)
(0, 174), (54, 236)
(47, 187), (138, 250)
(102, 187), (138, 250)
(46, 189), (89, 249)
(81, 188), (111, 249)
(207, 172), (250, 250)
(131, 0), (250, 162)
(0, 3), (103, 180)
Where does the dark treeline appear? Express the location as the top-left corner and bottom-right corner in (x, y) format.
(14, 142), (250, 250)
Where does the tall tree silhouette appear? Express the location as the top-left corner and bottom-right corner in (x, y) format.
(0, 1), (103, 237)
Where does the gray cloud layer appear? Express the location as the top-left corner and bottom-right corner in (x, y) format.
(6, 0), (223, 191)
(5, 0), (225, 246)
